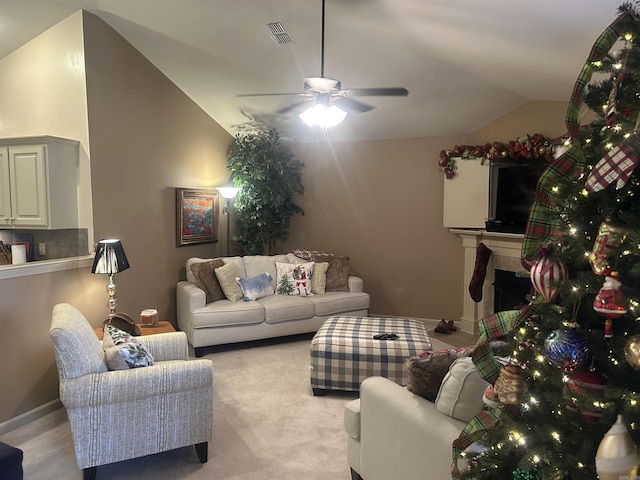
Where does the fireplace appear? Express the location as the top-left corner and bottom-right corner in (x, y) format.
(493, 269), (532, 312)
(452, 230), (525, 334)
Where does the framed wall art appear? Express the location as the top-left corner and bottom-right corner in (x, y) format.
(176, 188), (220, 246)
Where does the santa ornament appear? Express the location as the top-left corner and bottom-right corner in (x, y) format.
(593, 275), (627, 338)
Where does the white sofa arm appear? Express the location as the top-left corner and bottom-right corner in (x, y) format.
(348, 275), (364, 293)
(357, 377), (467, 480)
(176, 280), (206, 332)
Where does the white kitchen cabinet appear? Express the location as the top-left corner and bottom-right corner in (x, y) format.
(442, 157), (490, 229)
(0, 136), (79, 229)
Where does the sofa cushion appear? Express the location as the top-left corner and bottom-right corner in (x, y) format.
(189, 258), (226, 303)
(310, 254), (351, 292)
(243, 255), (288, 288)
(191, 300), (265, 328)
(258, 294), (316, 323)
(103, 324), (154, 370)
(275, 262), (314, 296)
(237, 273), (274, 301)
(312, 291), (370, 316)
(215, 261), (244, 302)
(435, 357), (488, 422)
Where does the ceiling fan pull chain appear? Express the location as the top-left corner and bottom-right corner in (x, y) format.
(320, 0), (326, 78)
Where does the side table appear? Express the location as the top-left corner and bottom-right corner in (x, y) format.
(94, 321), (176, 340)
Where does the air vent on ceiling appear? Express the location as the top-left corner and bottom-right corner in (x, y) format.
(266, 22), (293, 44)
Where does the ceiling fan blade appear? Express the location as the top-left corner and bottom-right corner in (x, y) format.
(342, 87), (409, 97)
(236, 92), (309, 97)
(333, 96), (375, 113)
(275, 98), (313, 114)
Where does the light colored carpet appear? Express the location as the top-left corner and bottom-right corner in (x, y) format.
(1, 330), (460, 479)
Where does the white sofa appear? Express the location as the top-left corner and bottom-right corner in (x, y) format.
(177, 254), (370, 356)
(344, 357), (489, 480)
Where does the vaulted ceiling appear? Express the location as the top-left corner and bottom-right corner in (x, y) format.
(1, 0), (626, 142)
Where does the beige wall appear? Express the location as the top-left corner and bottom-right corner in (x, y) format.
(276, 101), (568, 321)
(0, 12), (233, 427)
(0, 10), (571, 427)
(82, 11), (233, 323)
(0, 10), (93, 245)
(467, 100), (568, 143)
(279, 136), (466, 320)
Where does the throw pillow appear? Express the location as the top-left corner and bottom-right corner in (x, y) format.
(214, 261), (244, 302)
(406, 351), (458, 402)
(310, 261), (329, 295)
(310, 254), (350, 292)
(406, 346), (475, 402)
(435, 356), (489, 422)
(189, 258), (225, 303)
(275, 262), (314, 296)
(292, 249), (327, 261)
(103, 324), (154, 370)
(237, 272), (274, 301)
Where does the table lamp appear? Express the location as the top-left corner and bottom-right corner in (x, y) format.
(91, 239), (130, 319)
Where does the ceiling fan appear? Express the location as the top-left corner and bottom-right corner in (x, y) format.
(237, 0), (409, 126)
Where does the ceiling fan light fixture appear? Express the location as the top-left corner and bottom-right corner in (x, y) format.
(299, 104), (347, 128)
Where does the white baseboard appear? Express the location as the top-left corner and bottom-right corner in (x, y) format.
(0, 399), (62, 436)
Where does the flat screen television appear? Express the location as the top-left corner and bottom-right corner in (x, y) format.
(486, 160), (548, 234)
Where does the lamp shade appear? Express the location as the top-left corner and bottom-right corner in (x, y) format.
(299, 104), (347, 128)
(216, 186), (240, 199)
(91, 239), (130, 275)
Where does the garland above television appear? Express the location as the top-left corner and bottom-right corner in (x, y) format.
(439, 133), (558, 179)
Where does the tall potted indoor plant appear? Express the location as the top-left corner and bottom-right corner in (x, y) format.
(226, 128), (304, 255)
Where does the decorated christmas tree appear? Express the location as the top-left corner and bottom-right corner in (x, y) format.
(455, 4), (640, 479)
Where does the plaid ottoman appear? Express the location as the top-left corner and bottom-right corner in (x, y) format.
(310, 316), (432, 395)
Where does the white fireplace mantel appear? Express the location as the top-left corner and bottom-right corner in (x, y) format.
(451, 229), (525, 334)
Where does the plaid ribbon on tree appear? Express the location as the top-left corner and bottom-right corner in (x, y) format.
(450, 309), (520, 478)
(521, 10), (635, 265)
(585, 133), (640, 192)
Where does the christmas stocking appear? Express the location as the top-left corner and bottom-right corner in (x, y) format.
(585, 133), (640, 192)
(469, 242), (492, 302)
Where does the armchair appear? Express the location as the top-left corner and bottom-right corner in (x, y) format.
(49, 303), (214, 480)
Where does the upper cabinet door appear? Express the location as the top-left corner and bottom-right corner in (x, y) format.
(0, 136), (79, 229)
(0, 148), (12, 225)
(9, 144), (48, 227)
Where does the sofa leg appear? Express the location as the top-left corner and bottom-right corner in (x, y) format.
(83, 466), (97, 480)
(350, 467), (363, 480)
(312, 388), (326, 396)
(195, 442), (208, 463)
(194, 347), (205, 358)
